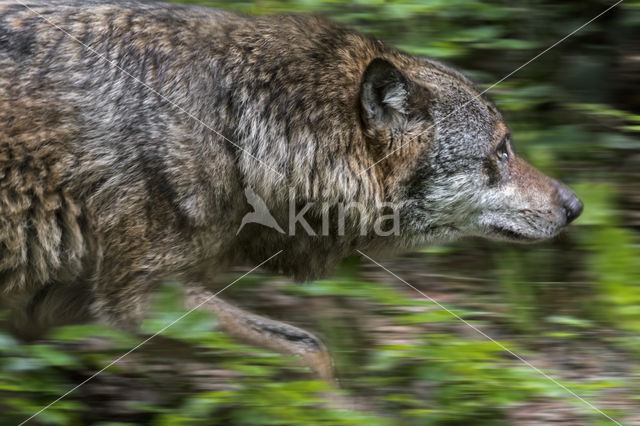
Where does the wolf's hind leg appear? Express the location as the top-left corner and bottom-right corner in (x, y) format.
(184, 286), (335, 385)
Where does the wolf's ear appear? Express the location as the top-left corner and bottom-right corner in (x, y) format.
(360, 58), (410, 131)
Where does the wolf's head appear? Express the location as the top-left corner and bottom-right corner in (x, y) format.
(360, 57), (582, 245)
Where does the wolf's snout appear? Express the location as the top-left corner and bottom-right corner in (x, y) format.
(553, 180), (583, 224)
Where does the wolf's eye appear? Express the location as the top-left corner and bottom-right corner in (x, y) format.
(495, 138), (509, 161)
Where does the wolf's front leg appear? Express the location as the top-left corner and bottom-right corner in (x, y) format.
(184, 286), (336, 385)
(4, 283), (94, 340)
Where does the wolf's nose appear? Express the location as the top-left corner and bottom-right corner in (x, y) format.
(564, 196), (583, 224)
(554, 181), (583, 224)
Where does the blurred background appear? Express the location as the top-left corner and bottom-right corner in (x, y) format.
(1, 0), (639, 424)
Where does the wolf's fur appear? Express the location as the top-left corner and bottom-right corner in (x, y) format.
(0, 0), (581, 380)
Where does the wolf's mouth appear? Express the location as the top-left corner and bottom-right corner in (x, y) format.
(488, 225), (538, 242)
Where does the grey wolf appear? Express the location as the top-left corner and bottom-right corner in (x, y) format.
(0, 0), (582, 382)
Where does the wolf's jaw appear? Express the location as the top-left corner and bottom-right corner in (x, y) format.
(483, 224), (563, 243)
(486, 225), (538, 242)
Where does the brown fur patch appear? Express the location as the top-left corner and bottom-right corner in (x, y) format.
(0, 92), (84, 292)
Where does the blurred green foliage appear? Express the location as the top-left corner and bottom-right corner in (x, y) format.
(2, 0), (639, 424)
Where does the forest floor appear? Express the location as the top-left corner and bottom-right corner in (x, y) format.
(192, 250), (639, 426)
